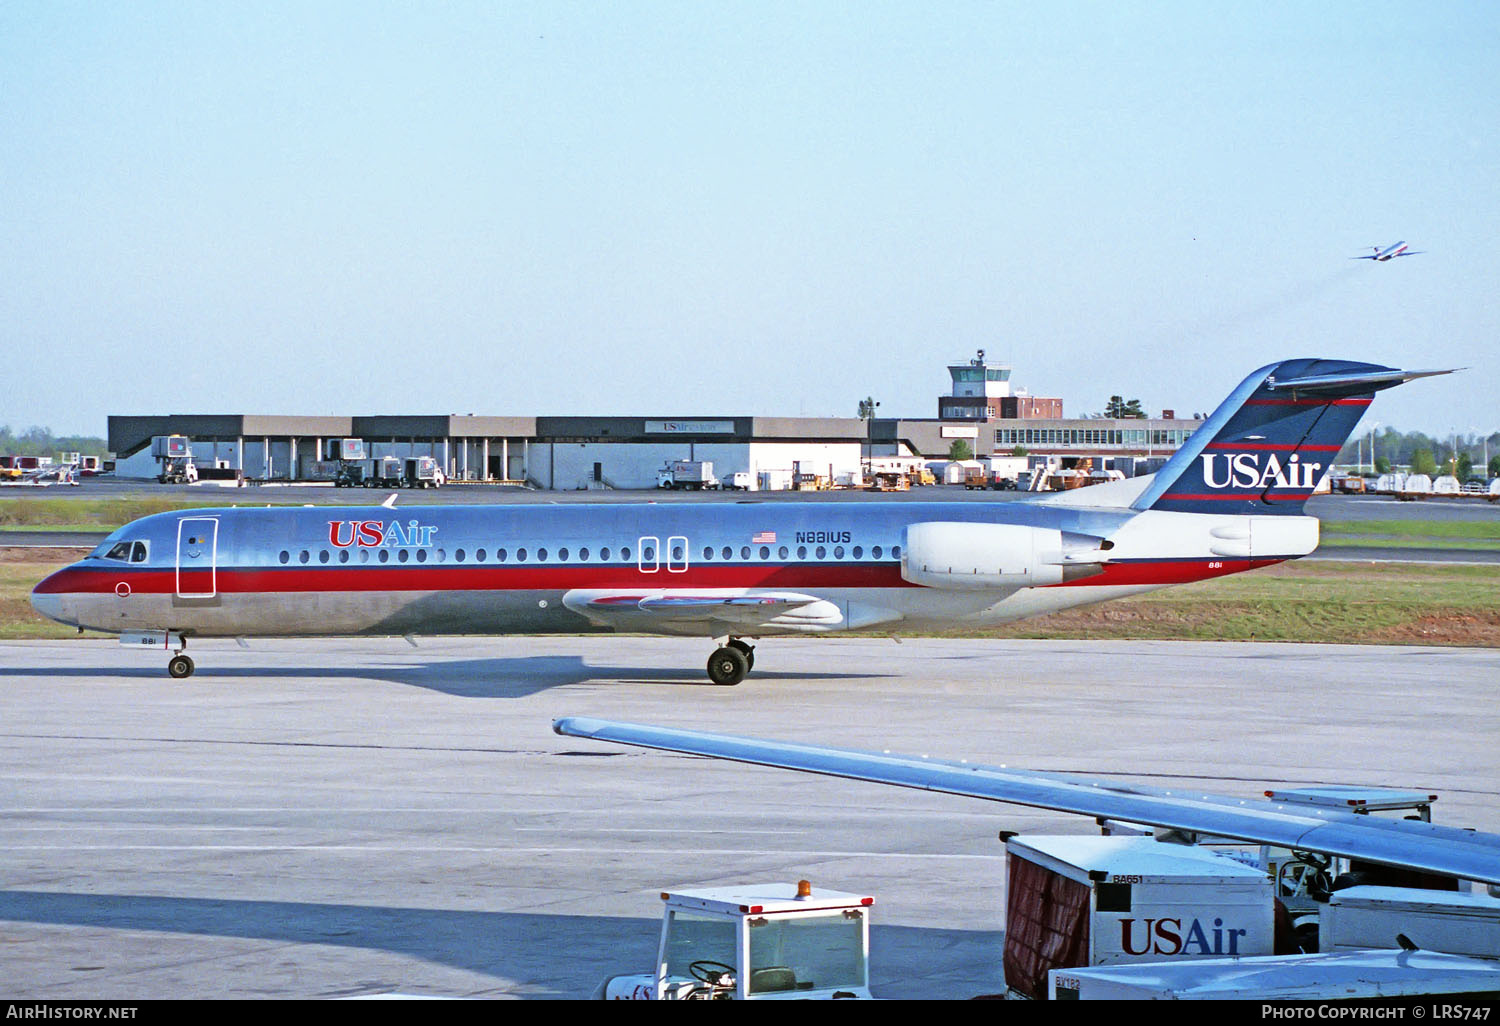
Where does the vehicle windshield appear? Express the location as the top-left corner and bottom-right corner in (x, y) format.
(662, 911), (736, 983)
(747, 910), (866, 994)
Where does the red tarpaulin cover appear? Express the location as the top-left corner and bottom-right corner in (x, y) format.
(1003, 852), (1091, 1000)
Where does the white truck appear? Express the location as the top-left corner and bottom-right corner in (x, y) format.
(403, 455), (445, 489)
(656, 460), (720, 491)
(595, 880), (874, 1000)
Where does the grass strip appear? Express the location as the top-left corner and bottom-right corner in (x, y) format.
(0, 497), (226, 530)
(1320, 519), (1500, 542)
(1317, 536), (1500, 551)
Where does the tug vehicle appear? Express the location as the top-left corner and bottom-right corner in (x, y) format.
(595, 880), (873, 1000)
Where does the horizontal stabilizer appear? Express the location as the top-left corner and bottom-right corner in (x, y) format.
(553, 717), (1500, 886)
(1266, 367), (1457, 397)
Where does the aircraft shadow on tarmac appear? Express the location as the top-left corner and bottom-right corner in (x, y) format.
(0, 890), (1000, 999)
(0, 655), (892, 698)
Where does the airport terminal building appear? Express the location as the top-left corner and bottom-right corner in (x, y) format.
(106, 354), (1203, 488)
(107, 414), (872, 490)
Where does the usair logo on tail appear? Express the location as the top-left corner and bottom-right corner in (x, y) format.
(1199, 453), (1322, 490)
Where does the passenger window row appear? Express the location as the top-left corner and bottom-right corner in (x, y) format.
(273, 544), (902, 566)
(700, 544), (894, 561)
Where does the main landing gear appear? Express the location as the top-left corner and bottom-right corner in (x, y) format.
(706, 638), (755, 686)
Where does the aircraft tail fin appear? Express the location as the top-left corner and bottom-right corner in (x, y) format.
(1132, 359), (1454, 515)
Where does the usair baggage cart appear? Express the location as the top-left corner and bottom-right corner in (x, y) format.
(1048, 949), (1500, 1000)
(1323, 886), (1500, 959)
(1004, 835), (1274, 999)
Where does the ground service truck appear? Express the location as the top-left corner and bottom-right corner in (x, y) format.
(595, 880), (873, 1000)
(656, 460), (720, 490)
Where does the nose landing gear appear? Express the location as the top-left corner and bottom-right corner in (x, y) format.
(166, 637), (194, 679)
(706, 638), (755, 686)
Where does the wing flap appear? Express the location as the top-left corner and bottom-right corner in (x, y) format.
(552, 717), (1500, 886)
(561, 589), (844, 633)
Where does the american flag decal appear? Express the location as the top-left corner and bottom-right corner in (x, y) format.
(751, 531), (776, 544)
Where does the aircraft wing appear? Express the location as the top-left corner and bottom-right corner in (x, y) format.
(553, 717), (1500, 886)
(561, 589), (844, 634)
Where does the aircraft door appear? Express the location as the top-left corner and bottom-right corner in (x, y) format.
(176, 517), (219, 598)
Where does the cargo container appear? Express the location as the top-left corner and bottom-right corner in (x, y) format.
(359, 456), (405, 488)
(151, 435), (191, 459)
(1004, 835), (1273, 1000)
(1324, 886), (1500, 959)
(323, 438), (367, 462)
(1049, 949), (1500, 1000)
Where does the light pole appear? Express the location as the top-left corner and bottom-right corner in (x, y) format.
(1472, 427), (1488, 481)
(1364, 422), (1380, 476)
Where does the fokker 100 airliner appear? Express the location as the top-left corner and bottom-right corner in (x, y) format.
(32, 358), (1449, 683)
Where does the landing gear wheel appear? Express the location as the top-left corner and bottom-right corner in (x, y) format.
(167, 654), (195, 679)
(727, 638), (755, 670)
(706, 646), (749, 686)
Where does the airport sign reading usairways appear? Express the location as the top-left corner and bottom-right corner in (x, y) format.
(327, 519), (438, 548)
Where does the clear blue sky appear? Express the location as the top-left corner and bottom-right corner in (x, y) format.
(2, 2), (1495, 438)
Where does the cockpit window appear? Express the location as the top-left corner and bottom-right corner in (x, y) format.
(97, 540), (148, 563)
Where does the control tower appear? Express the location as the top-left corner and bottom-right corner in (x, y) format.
(940, 350), (1017, 420)
(948, 350), (1012, 400)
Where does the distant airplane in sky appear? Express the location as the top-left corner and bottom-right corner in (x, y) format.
(1352, 241), (1423, 262)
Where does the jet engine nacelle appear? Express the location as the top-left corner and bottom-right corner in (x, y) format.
(900, 522), (1110, 590)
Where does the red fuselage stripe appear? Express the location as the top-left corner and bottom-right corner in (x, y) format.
(1244, 398), (1371, 407)
(1159, 493), (1309, 502)
(38, 558), (1287, 596)
(1203, 443), (1341, 452)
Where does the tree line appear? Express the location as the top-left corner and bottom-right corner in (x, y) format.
(0, 425), (111, 458)
(1335, 427), (1500, 479)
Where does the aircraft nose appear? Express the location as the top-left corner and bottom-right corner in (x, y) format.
(30, 571), (76, 627)
(30, 587), (65, 623)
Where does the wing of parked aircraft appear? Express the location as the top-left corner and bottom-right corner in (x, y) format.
(552, 717), (1500, 887)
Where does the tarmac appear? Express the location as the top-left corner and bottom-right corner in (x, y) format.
(1, 635), (1497, 1000)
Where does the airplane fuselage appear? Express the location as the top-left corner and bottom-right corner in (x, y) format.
(32, 498), (1316, 641)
